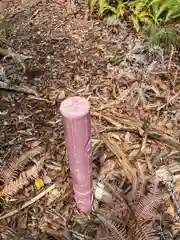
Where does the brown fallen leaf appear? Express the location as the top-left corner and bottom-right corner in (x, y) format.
(99, 159), (116, 180)
(102, 134), (137, 182)
(166, 199), (176, 218)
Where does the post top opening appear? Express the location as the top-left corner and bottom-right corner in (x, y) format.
(60, 96), (90, 119)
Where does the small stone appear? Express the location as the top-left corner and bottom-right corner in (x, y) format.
(57, 90), (65, 100)
(144, 147), (152, 155)
(166, 122), (173, 129)
(43, 175), (52, 184)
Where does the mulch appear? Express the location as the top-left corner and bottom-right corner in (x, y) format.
(0, 0), (180, 239)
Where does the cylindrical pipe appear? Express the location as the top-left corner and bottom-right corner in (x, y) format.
(60, 96), (93, 213)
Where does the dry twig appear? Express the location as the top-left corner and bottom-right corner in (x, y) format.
(0, 183), (56, 220)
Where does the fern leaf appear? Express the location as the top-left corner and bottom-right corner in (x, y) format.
(133, 192), (169, 220)
(95, 219), (110, 239)
(127, 178), (146, 203)
(129, 220), (159, 240)
(97, 214), (130, 240)
(98, 201), (129, 220)
(103, 181), (126, 202)
(0, 159), (44, 198)
(0, 146), (43, 185)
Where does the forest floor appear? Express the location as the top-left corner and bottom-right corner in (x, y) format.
(0, 0), (180, 239)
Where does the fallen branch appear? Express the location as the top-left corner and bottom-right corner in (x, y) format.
(99, 126), (138, 134)
(0, 82), (38, 96)
(0, 47), (8, 56)
(102, 134), (137, 181)
(93, 112), (180, 149)
(0, 183), (56, 220)
(0, 47), (32, 72)
(157, 91), (180, 111)
(148, 132), (180, 149)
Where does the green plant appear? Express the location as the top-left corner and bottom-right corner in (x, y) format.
(89, 0), (126, 22)
(143, 23), (179, 48)
(89, 0), (180, 48)
(128, 0), (152, 31)
(107, 0), (126, 25)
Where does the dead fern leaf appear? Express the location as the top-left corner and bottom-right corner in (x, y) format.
(0, 159), (44, 198)
(127, 176), (159, 203)
(101, 181), (130, 220)
(129, 220), (159, 240)
(95, 219), (110, 239)
(103, 180), (127, 203)
(97, 214), (131, 240)
(98, 202), (129, 221)
(133, 193), (169, 220)
(0, 146), (43, 184)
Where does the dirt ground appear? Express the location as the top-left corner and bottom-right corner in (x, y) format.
(0, 0), (180, 239)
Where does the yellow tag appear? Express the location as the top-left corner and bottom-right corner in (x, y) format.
(34, 177), (44, 190)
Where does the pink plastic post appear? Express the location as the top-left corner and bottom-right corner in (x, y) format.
(60, 96), (93, 213)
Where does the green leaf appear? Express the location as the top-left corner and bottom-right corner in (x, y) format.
(148, 0), (161, 7)
(99, 0), (106, 16)
(107, 14), (118, 25)
(89, 0), (97, 13)
(116, 1), (125, 17)
(98, 0), (116, 16)
(135, 2), (146, 12)
(136, 11), (151, 24)
(166, 9), (180, 21)
(105, 5), (117, 14)
(132, 15), (140, 31)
